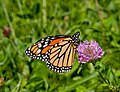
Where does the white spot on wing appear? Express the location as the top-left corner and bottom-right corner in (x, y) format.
(37, 49), (41, 53)
(38, 43), (42, 48)
(45, 42), (48, 44)
(37, 57), (39, 59)
(55, 44), (57, 46)
(37, 54), (40, 56)
(43, 44), (47, 47)
(28, 46), (31, 50)
(26, 53), (30, 55)
(41, 40), (44, 43)
(46, 38), (49, 41)
(51, 37), (55, 39)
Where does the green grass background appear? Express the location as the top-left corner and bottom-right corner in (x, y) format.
(0, 0), (120, 92)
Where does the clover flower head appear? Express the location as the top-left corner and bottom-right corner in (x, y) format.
(78, 40), (104, 63)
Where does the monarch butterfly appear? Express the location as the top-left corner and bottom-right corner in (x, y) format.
(25, 32), (80, 73)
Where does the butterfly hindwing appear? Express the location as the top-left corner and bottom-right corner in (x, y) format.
(46, 37), (76, 73)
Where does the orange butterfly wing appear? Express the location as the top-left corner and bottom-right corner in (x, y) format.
(41, 38), (66, 54)
(25, 32), (80, 73)
(26, 36), (68, 61)
(47, 37), (76, 73)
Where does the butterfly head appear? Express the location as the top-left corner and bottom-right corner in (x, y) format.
(71, 32), (80, 46)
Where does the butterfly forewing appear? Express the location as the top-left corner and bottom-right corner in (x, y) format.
(26, 36), (55, 61)
(25, 36), (69, 61)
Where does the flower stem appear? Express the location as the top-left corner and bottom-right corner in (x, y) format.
(92, 62), (110, 85)
(97, 69), (109, 84)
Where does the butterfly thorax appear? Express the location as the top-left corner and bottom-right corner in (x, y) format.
(71, 32), (80, 46)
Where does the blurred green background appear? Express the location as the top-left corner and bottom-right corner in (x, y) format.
(0, 0), (120, 92)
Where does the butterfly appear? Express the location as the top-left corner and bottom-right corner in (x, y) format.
(25, 32), (80, 73)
